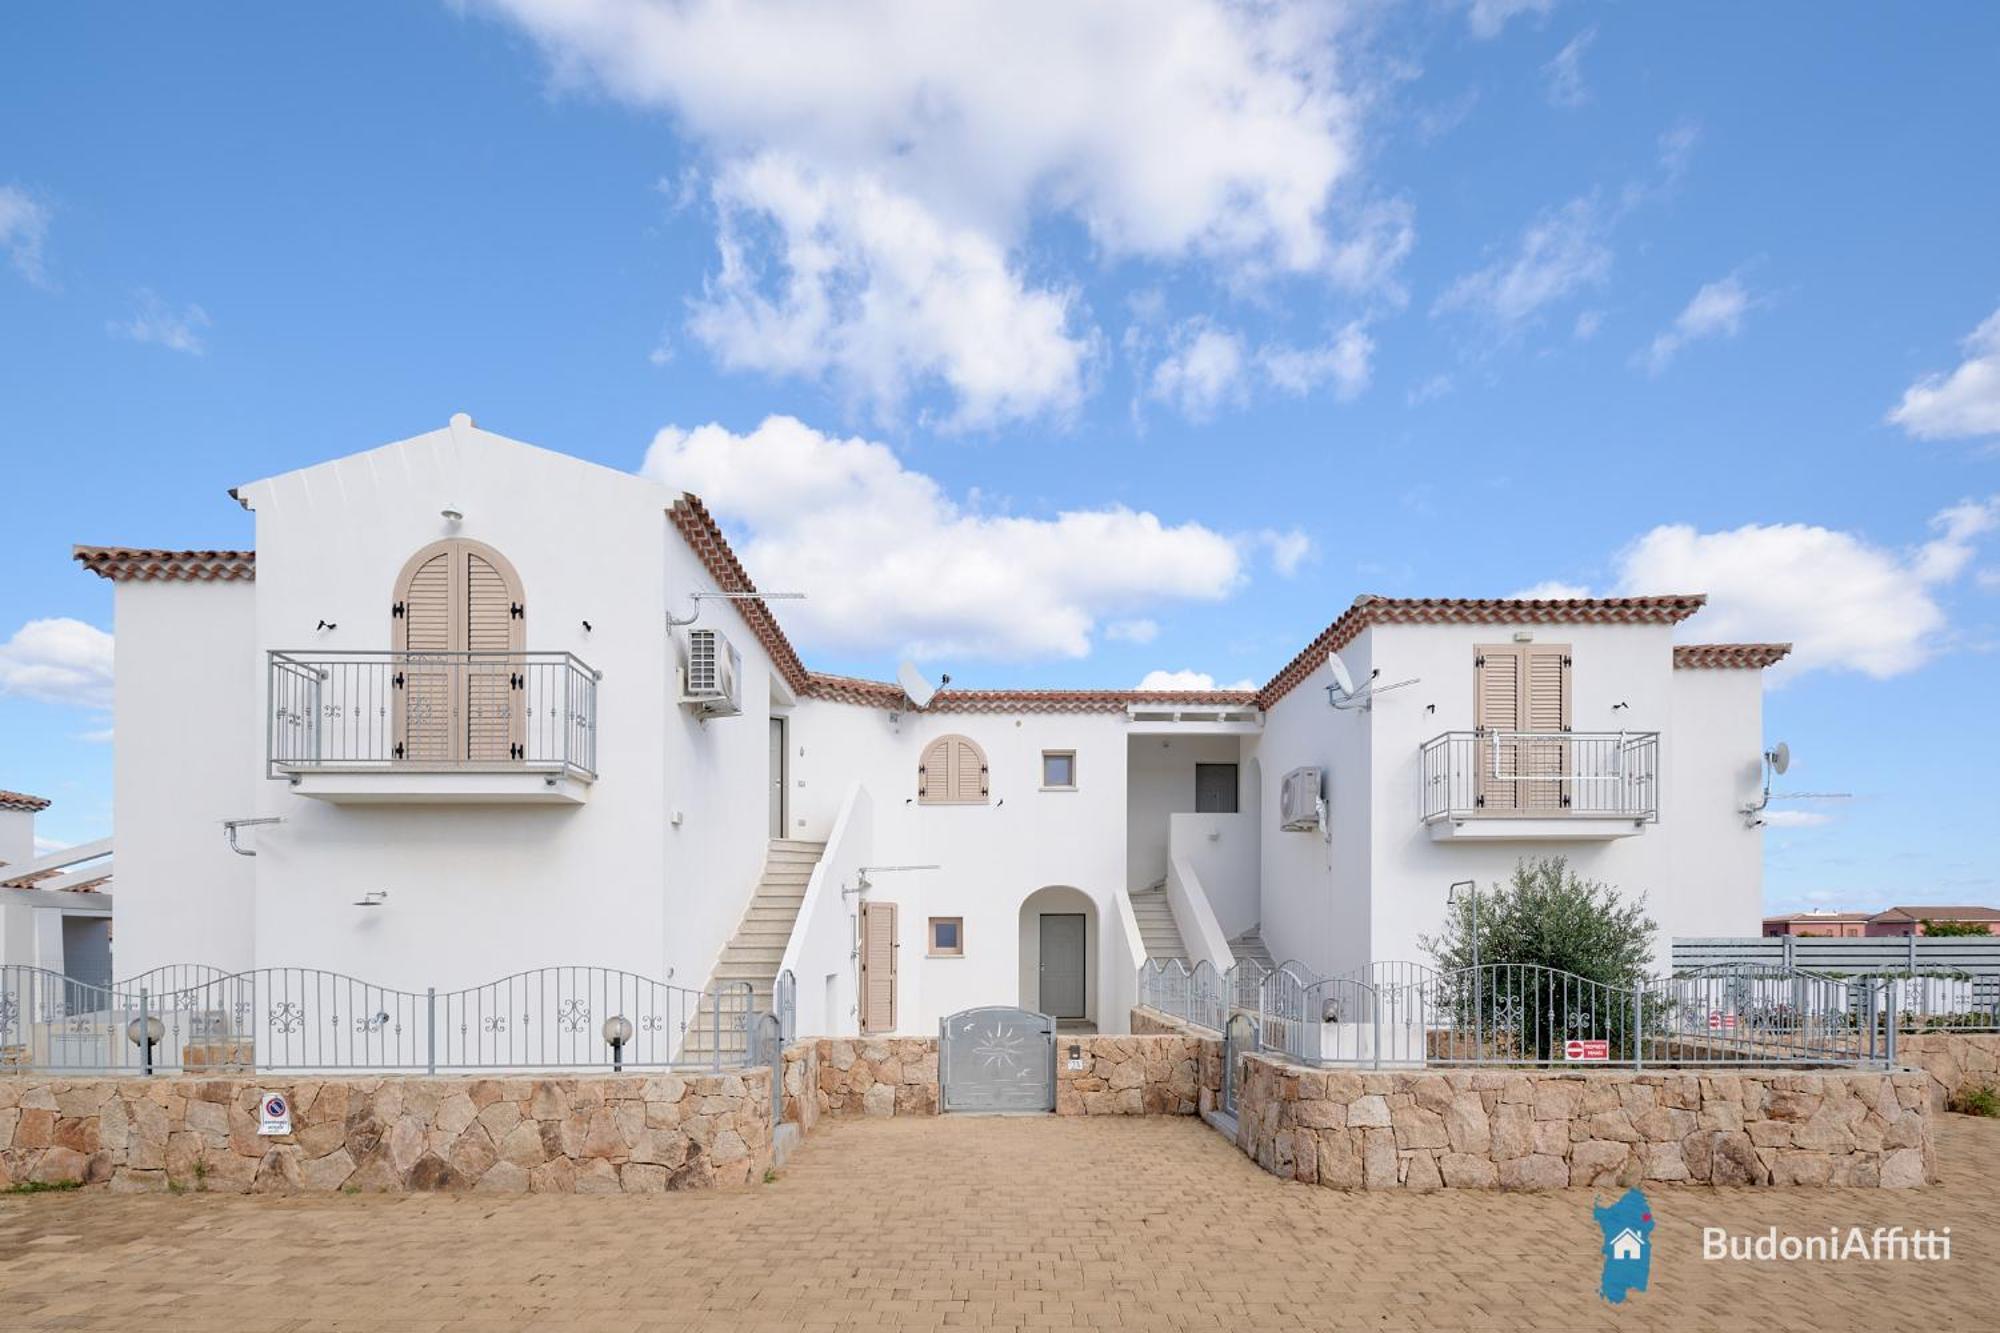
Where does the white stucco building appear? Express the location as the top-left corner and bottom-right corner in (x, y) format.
(78, 416), (1787, 1038)
(1, 790), (114, 987)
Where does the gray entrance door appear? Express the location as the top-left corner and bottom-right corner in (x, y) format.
(940, 1006), (1056, 1113)
(1195, 762), (1239, 813)
(1038, 913), (1086, 1018)
(769, 717), (787, 837)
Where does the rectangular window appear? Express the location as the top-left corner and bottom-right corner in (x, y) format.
(1041, 750), (1077, 790)
(928, 917), (964, 957)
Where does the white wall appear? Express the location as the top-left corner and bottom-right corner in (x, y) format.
(111, 579), (259, 980)
(1169, 812), (1258, 940)
(0, 809), (33, 870)
(1125, 733), (1243, 892)
(779, 783), (872, 1038)
(1665, 667), (1768, 952)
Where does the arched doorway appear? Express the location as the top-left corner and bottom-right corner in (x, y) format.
(1018, 886), (1098, 1029)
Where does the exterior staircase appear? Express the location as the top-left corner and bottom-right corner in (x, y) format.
(1227, 925), (1277, 972)
(682, 838), (825, 1061)
(1129, 884), (1189, 964)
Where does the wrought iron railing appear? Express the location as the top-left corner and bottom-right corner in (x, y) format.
(1418, 730), (1659, 821)
(775, 969), (797, 1045)
(1140, 958), (1911, 1070)
(0, 964), (754, 1074)
(266, 650), (599, 779)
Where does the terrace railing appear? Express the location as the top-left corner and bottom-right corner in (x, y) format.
(1419, 730), (1660, 822)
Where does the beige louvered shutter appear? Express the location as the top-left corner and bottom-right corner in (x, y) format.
(918, 737), (950, 803)
(396, 549), (455, 762)
(859, 901), (897, 1033)
(1474, 646), (1520, 811)
(463, 547), (524, 762)
(1519, 646), (1571, 812)
(951, 738), (988, 803)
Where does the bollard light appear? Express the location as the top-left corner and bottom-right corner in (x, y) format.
(603, 1015), (633, 1071)
(125, 1015), (165, 1048)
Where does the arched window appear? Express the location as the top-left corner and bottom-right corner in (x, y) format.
(918, 734), (989, 805)
(391, 539), (524, 763)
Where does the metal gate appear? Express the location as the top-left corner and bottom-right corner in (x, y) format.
(939, 1006), (1056, 1113)
(1222, 1011), (1257, 1118)
(750, 1011), (785, 1124)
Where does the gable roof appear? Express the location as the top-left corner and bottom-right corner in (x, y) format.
(1869, 905), (2000, 924)
(1673, 643), (1793, 670)
(0, 790), (52, 813)
(74, 547), (256, 583)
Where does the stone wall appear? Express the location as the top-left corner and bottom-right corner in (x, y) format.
(1055, 1034), (1209, 1115)
(1896, 1031), (2000, 1110)
(781, 1041), (820, 1135)
(0, 1071), (772, 1193)
(807, 1038), (939, 1116)
(1234, 1057), (1935, 1191)
(791, 1032), (1219, 1118)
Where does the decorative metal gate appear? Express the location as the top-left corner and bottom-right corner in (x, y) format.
(1222, 1011), (1257, 1118)
(939, 1006), (1056, 1113)
(750, 1011), (785, 1124)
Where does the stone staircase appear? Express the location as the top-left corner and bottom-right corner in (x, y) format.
(682, 838), (825, 1061)
(1129, 884), (1189, 964)
(1227, 925), (1277, 972)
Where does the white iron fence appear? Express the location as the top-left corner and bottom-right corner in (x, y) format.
(0, 964), (759, 1075)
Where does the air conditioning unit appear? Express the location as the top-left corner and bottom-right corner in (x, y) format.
(678, 627), (742, 717)
(1280, 766), (1324, 831)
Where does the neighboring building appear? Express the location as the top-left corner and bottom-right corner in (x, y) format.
(1762, 911), (1870, 938)
(0, 790), (114, 988)
(77, 416), (1785, 1038)
(1864, 906), (2000, 937)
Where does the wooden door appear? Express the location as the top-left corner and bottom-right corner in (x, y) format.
(859, 901), (898, 1034)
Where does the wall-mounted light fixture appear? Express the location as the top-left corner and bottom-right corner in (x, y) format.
(441, 506), (464, 524)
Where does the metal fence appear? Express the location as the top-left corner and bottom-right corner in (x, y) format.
(1419, 730), (1660, 821)
(1141, 957), (1940, 1070)
(266, 650), (600, 778)
(775, 968), (798, 1045)
(0, 964), (757, 1074)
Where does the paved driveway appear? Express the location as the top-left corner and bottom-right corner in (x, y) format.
(3, 1111), (1997, 1329)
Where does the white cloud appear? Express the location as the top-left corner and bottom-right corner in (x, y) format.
(643, 415), (1244, 661)
(0, 618), (114, 709)
(1434, 195), (1611, 328)
(1466, 0), (1556, 40)
(1105, 619), (1159, 645)
(1147, 322), (1249, 420)
(689, 156), (1089, 429)
(1135, 668), (1257, 692)
(109, 289), (211, 355)
(1639, 273), (1754, 374)
(477, 0), (1394, 421)
(1543, 28), (1595, 109)
(1573, 309), (1603, 341)
(1259, 529), (1316, 577)
(1613, 497), (2000, 679)
(0, 184), (51, 286)
(1888, 306), (2000, 441)
(1509, 580), (1594, 600)
(1260, 322), (1374, 401)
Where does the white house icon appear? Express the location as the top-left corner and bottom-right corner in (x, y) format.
(1610, 1229), (1645, 1261)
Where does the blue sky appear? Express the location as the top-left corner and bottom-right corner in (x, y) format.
(2, 2), (1996, 914)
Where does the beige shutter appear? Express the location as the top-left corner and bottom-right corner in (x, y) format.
(1519, 646), (1571, 812)
(1474, 646), (1520, 811)
(396, 549), (456, 762)
(859, 901), (897, 1033)
(463, 547), (524, 762)
(918, 737), (949, 803)
(951, 737), (987, 802)
(917, 735), (988, 805)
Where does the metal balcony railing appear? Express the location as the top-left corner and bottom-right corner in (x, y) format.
(267, 650), (600, 779)
(1418, 730), (1659, 822)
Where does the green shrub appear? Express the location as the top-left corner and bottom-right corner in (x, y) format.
(4, 1179), (83, 1195)
(1921, 920), (1993, 937)
(1421, 856), (1656, 986)
(1947, 1083), (2000, 1118)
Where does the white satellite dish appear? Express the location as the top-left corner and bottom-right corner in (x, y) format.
(897, 661), (937, 710)
(1768, 741), (1791, 775)
(1327, 651), (1356, 698)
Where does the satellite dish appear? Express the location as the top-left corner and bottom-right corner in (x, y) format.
(1327, 651), (1355, 698)
(897, 661), (937, 710)
(1768, 741), (1791, 775)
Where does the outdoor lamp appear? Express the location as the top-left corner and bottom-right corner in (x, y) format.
(603, 1014), (633, 1071)
(126, 1014), (165, 1075)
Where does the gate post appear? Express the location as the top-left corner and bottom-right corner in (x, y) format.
(1632, 980), (1644, 1072)
(426, 987), (437, 1075)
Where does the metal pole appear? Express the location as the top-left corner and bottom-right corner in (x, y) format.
(1632, 980), (1644, 1071)
(1885, 979), (1898, 1067)
(139, 987), (153, 1077)
(426, 987), (436, 1075)
(1471, 885), (1481, 1057)
(711, 991), (722, 1073)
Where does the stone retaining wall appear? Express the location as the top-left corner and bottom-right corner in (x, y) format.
(1896, 1031), (2000, 1110)
(791, 1034), (1216, 1117)
(0, 1071), (772, 1194)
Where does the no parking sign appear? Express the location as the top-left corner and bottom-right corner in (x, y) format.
(258, 1093), (292, 1137)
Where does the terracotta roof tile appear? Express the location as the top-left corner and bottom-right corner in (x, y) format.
(73, 546), (256, 582)
(1256, 595), (1707, 709)
(0, 790), (51, 813)
(804, 671), (1258, 713)
(1673, 643), (1793, 670)
(1870, 905), (2000, 923)
(665, 495), (812, 693)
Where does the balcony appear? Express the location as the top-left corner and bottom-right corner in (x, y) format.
(1418, 730), (1658, 841)
(267, 651), (600, 804)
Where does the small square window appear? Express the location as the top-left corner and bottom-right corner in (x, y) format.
(928, 917), (963, 957)
(1041, 751), (1077, 790)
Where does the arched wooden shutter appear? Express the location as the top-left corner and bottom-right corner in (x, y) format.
(917, 734), (989, 805)
(392, 539), (524, 765)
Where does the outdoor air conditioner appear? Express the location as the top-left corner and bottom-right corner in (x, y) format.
(1280, 766), (1324, 831)
(678, 627), (743, 717)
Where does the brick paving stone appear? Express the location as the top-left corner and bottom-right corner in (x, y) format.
(1, 1111), (1996, 1328)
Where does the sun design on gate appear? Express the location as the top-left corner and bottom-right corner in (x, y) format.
(967, 1020), (1034, 1080)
